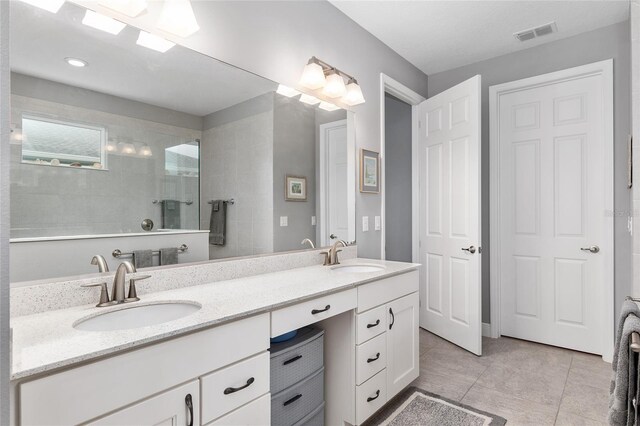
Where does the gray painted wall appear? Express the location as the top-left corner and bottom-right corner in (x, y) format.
(273, 95), (317, 252)
(428, 21), (631, 323)
(0, 1), (9, 422)
(73, 0), (431, 259)
(631, 1), (640, 297)
(384, 93), (412, 262)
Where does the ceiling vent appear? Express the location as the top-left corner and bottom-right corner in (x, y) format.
(514, 22), (557, 42)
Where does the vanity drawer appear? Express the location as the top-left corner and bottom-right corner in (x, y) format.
(357, 270), (418, 313)
(355, 369), (387, 425)
(201, 351), (270, 424)
(356, 305), (387, 344)
(356, 333), (386, 385)
(271, 367), (324, 426)
(19, 313), (269, 426)
(205, 393), (271, 426)
(271, 289), (356, 337)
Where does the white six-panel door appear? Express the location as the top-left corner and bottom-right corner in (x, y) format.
(494, 61), (612, 355)
(418, 75), (482, 355)
(319, 120), (348, 246)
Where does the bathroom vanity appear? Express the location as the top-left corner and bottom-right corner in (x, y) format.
(10, 258), (419, 425)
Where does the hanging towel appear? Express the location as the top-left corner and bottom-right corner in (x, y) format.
(161, 200), (181, 229)
(609, 299), (640, 426)
(209, 200), (226, 246)
(159, 247), (179, 266)
(132, 250), (153, 269)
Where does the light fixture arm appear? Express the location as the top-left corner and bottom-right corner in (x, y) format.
(308, 56), (357, 84)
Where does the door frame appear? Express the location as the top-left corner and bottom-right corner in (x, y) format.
(379, 74), (425, 261)
(489, 59), (614, 361)
(318, 119), (348, 247)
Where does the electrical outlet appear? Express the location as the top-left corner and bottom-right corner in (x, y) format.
(280, 216), (288, 227)
(311, 216), (316, 226)
(362, 216), (369, 232)
(374, 216), (381, 231)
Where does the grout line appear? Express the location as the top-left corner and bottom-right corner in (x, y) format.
(553, 354), (573, 425)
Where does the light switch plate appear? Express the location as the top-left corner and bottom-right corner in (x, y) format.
(280, 216), (288, 227)
(311, 216), (316, 226)
(374, 216), (381, 231)
(362, 216), (369, 232)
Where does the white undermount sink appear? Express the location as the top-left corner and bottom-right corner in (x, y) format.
(331, 264), (386, 273)
(73, 301), (202, 332)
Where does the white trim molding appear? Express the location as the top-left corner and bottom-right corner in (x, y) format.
(489, 59), (615, 361)
(379, 74), (425, 262)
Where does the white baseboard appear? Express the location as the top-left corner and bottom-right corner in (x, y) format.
(482, 322), (492, 338)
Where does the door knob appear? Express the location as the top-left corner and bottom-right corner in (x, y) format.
(581, 246), (600, 254)
(330, 234), (337, 240)
(461, 246), (476, 254)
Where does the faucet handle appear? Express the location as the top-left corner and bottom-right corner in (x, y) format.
(82, 282), (111, 307)
(333, 249), (343, 265)
(319, 251), (330, 266)
(127, 275), (151, 301)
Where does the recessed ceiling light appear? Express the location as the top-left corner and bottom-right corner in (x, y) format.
(19, 0), (65, 13)
(319, 102), (341, 112)
(82, 10), (126, 35)
(299, 94), (321, 105)
(65, 57), (88, 67)
(276, 84), (301, 98)
(98, 0), (147, 17)
(136, 30), (176, 53)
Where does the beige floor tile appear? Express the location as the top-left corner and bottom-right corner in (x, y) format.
(559, 381), (609, 423)
(493, 338), (573, 373)
(419, 328), (456, 352)
(411, 367), (477, 402)
(475, 362), (568, 407)
(568, 353), (612, 389)
(555, 410), (607, 426)
(462, 384), (558, 425)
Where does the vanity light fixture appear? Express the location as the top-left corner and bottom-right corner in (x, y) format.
(118, 141), (136, 155)
(342, 78), (366, 106)
(139, 144), (153, 157)
(299, 94), (321, 105)
(82, 10), (126, 35)
(299, 58), (326, 90)
(323, 70), (347, 98)
(98, 0), (147, 17)
(19, 0), (65, 13)
(157, 0), (200, 38)
(136, 30), (176, 53)
(276, 84), (301, 98)
(106, 139), (118, 152)
(318, 102), (341, 112)
(299, 56), (365, 105)
(65, 57), (88, 68)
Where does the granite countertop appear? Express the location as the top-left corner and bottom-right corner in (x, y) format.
(10, 258), (419, 380)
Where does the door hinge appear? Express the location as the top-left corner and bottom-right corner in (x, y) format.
(419, 299), (422, 307)
(418, 120), (422, 129)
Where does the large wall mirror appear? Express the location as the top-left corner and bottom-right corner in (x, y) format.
(9, 1), (355, 282)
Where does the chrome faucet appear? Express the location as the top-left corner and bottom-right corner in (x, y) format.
(301, 238), (315, 249)
(321, 240), (348, 266)
(82, 262), (150, 307)
(90, 255), (109, 273)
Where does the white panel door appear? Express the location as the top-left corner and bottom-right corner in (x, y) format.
(319, 120), (348, 246)
(418, 75), (482, 355)
(497, 66), (609, 354)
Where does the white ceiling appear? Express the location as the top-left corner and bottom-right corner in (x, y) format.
(10, 1), (277, 117)
(330, 0), (630, 75)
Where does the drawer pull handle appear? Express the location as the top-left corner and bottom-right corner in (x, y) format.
(311, 305), (331, 314)
(367, 390), (380, 402)
(283, 393), (303, 406)
(185, 394), (193, 426)
(366, 319), (380, 329)
(389, 308), (395, 330)
(367, 352), (381, 363)
(283, 355), (302, 365)
(224, 377), (255, 395)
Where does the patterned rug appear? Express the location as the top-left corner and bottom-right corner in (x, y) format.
(364, 387), (507, 426)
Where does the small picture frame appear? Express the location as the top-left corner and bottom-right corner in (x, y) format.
(285, 175), (307, 201)
(360, 149), (380, 193)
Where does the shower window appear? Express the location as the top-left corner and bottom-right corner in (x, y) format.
(20, 115), (107, 169)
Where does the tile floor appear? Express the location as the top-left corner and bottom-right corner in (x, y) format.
(412, 329), (612, 425)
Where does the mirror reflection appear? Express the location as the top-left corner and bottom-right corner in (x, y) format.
(9, 1), (354, 281)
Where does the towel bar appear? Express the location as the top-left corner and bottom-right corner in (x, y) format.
(207, 199), (235, 205)
(632, 332), (640, 353)
(112, 244), (188, 259)
(152, 199), (193, 205)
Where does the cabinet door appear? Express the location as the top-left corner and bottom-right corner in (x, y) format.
(386, 292), (420, 398)
(89, 381), (199, 426)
